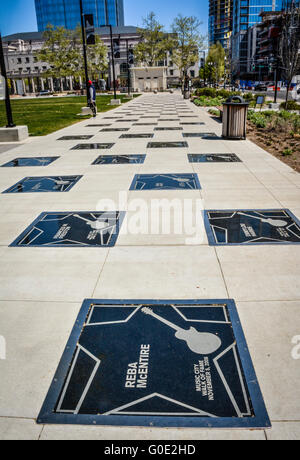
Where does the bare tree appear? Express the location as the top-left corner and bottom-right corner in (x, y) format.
(278, 6), (300, 108)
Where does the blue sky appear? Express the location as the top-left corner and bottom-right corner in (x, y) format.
(0, 0), (208, 36)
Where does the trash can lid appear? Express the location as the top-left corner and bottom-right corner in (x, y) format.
(223, 95), (249, 106)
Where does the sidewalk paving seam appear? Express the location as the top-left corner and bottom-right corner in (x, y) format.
(91, 248), (111, 298)
(213, 247), (230, 299)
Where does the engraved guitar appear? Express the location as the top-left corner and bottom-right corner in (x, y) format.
(142, 307), (222, 355)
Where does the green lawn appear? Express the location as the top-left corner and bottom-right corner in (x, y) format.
(0, 95), (140, 136)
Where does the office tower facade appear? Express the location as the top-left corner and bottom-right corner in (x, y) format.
(35, 0), (125, 31)
(231, 0), (283, 79)
(209, 0), (233, 50)
(282, 0), (300, 8)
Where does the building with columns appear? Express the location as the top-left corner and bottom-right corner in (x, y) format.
(2, 27), (199, 95)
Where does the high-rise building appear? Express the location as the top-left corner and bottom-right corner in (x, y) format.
(231, 0), (283, 79)
(282, 0), (300, 9)
(209, 0), (233, 50)
(35, 0), (125, 31)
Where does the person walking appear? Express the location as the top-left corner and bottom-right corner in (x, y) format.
(87, 80), (97, 117)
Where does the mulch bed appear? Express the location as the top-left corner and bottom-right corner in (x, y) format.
(247, 121), (300, 173)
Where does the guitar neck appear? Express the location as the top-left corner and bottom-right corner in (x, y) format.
(145, 310), (181, 332)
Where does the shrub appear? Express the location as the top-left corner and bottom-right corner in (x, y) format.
(280, 101), (300, 111)
(216, 89), (241, 99)
(208, 109), (221, 116)
(247, 111), (267, 128)
(282, 148), (293, 156)
(292, 116), (300, 134)
(195, 88), (217, 98)
(243, 92), (255, 102)
(193, 96), (224, 107)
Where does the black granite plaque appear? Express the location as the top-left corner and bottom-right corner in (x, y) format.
(92, 155), (146, 165)
(58, 135), (93, 141)
(120, 134), (154, 139)
(2, 175), (82, 194)
(180, 122), (205, 126)
(188, 154), (242, 163)
(101, 128), (130, 132)
(204, 209), (300, 245)
(147, 142), (188, 148)
(130, 173), (201, 190)
(71, 143), (114, 150)
(183, 133), (218, 139)
(11, 211), (125, 247)
(86, 124), (112, 127)
(133, 123), (158, 126)
(115, 120), (139, 123)
(1, 157), (59, 167)
(37, 299), (270, 428)
(154, 127), (183, 131)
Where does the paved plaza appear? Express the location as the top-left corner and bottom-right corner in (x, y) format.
(0, 93), (299, 440)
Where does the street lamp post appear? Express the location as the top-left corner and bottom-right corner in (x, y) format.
(0, 33), (15, 128)
(100, 25), (117, 99)
(200, 50), (206, 86)
(109, 25), (117, 100)
(79, 0), (90, 106)
(125, 39), (131, 97)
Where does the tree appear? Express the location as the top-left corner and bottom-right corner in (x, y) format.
(278, 6), (300, 108)
(134, 12), (173, 66)
(36, 24), (108, 88)
(36, 25), (79, 90)
(171, 15), (206, 90)
(206, 42), (225, 85)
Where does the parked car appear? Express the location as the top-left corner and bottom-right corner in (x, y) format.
(36, 90), (53, 97)
(255, 83), (268, 91)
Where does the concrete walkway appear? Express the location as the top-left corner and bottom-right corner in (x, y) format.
(0, 93), (299, 440)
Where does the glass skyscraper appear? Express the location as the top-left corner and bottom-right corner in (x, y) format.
(209, 0), (233, 50)
(35, 0), (125, 31)
(231, 0), (283, 78)
(232, 0), (283, 35)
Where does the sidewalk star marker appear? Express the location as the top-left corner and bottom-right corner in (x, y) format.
(188, 154), (242, 163)
(130, 174), (201, 190)
(120, 134), (154, 139)
(147, 142), (188, 149)
(71, 143), (114, 150)
(183, 133), (218, 139)
(2, 175), (82, 194)
(204, 209), (300, 245)
(92, 155), (146, 165)
(10, 211), (125, 247)
(58, 135), (93, 141)
(37, 299), (270, 428)
(1, 157), (59, 167)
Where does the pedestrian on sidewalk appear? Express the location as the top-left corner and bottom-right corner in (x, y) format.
(88, 80), (97, 117)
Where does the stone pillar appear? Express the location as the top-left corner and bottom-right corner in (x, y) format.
(49, 78), (54, 92)
(22, 79), (26, 95)
(69, 76), (73, 91)
(12, 79), (17, 94)
(31, 78), (36, 94)
(40, 78), (45, 90)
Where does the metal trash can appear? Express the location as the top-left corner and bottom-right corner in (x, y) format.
(222, 96), (249, 140)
